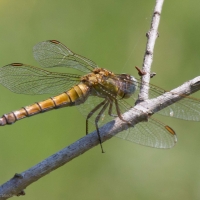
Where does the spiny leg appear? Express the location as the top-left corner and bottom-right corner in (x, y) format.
(86, 99), (108, 153)
(94, 101), (110, 153)
(114, 99), (131, 125)
(86, 99), (107, 134)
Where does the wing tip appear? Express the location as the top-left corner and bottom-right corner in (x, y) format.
(165, 125), (176, 135)
(10, 63), (23, 66)
(49, 40), (60, 44)
(165, 125), (178, 145)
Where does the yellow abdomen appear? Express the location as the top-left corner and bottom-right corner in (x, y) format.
(0, 83), (90, 126)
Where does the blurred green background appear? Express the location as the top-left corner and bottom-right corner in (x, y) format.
(0, 0), (200, 199)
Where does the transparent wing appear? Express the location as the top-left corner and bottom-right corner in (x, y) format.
(0, 63), (80, 95)
(156, 97), (200, 121)
(148, 82), (200, 121)
(116, 118), (177, 148)
(33, 40), (98, 73)
(128, 77), (200, 121)
(77, 94), (176, 148)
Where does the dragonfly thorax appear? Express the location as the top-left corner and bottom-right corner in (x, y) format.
(81, 68), (138, 99)
(81, 68), (118, 98)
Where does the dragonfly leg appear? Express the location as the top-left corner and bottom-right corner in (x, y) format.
(86, 99), (107, 134)
(108, 100), (117, 117)
(114, 99), (131, 125)
(94, 101), (110, 153)
(86, 99), (108, 153)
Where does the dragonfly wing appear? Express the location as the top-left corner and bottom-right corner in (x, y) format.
(134, 78), (200, 121)
(79, 95), (177, 148)
(0, 63), (80, 95)
(33, 40), (97, 73)
(157, 97), (200, 121)
(116, 117), (177, 148)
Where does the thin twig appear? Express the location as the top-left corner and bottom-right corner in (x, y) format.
(138, 0), (164, 101)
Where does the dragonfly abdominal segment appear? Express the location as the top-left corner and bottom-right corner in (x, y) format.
(0, 83), (90, 126)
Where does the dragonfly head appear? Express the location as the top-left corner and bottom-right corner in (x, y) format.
(118, 74), (138, 99)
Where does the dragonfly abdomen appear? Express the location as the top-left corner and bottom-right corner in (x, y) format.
(0, 83), (90, 126)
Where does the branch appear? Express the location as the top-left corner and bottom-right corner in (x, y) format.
(1, 76), (200, 199)
(139, 0), (164, 101)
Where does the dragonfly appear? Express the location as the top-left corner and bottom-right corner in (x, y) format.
(0, 40), (199, 152)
